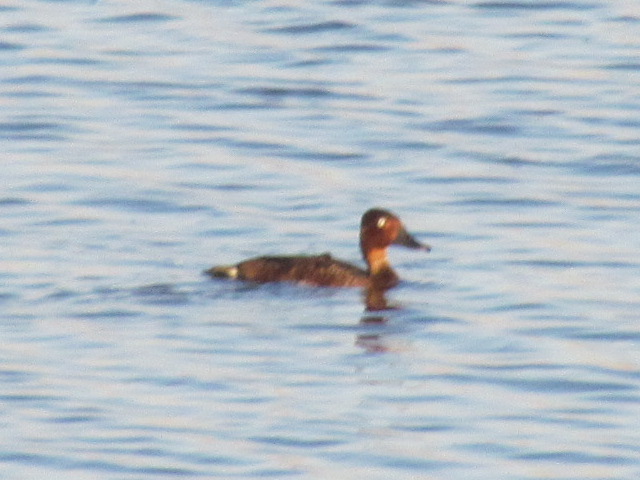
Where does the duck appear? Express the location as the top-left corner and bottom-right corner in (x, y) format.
(205, 208), (430, 288)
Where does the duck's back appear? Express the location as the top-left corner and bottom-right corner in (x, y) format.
(206, 254), (369, 287)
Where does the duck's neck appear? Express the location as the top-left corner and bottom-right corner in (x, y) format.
(365, 248), (399, 289)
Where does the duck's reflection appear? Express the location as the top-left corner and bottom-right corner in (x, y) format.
(356, 287), (398, 353)
(363, 286), (395, 313)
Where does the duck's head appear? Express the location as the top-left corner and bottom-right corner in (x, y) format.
(358, 208), (430, 288)
(359, 208), (430, 255)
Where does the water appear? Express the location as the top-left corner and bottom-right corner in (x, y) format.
(2, 0), (639, 478)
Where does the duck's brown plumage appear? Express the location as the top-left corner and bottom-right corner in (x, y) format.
(205, 208), (430, 288)
(208, 253), (369, 287)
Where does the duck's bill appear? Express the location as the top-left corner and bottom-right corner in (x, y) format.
(394, 227), (431, 252)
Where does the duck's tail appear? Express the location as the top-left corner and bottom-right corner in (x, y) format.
(204, 264), (239, 279)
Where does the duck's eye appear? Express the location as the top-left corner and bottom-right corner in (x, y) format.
(376, 217), (387, 229)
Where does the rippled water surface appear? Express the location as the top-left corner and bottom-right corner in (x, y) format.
(2, 0), (640, 478)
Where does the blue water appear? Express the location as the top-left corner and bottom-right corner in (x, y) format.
(2, 0), (640, 478)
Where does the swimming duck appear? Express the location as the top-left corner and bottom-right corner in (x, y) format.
(205, 208), (430, 288)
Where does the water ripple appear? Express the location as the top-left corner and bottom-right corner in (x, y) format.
(265, 20), (355, 34)
(96, 13), (179, 23)
(474, 1), (599, 10)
